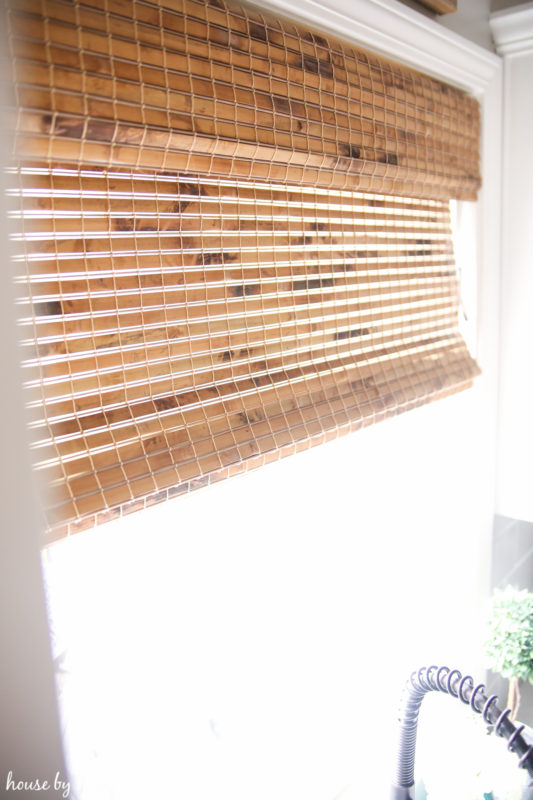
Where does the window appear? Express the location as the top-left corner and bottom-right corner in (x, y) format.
(8, 0), (482, 542)
(20, 1), (502, 798)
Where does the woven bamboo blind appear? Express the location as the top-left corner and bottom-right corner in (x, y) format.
(6, 0), (481, 541)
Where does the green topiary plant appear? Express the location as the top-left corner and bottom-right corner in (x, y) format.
(484, 585), (533, 721)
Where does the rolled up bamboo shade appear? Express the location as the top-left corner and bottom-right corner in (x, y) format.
(6, 0), (481, 541)
(8, 0), (480, 199)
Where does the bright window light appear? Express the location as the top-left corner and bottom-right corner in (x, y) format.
(42, 385), (491, 800)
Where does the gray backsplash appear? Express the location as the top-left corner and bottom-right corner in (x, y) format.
(485, 514), (533, 726)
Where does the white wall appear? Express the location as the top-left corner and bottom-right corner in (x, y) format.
(402, 0), (533, 54)
(438, 0), (494, 51)
(0, 39), (67, 797)
(491, 5), (533, 521)
(399, 0), (532, 54)
(491, 0), (533, 11)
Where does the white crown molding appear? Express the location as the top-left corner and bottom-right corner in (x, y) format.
(490, 3), (533, 56)
(247, 0), (501, 94)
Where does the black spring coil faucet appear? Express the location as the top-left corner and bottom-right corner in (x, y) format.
(390, 665), (533, 800)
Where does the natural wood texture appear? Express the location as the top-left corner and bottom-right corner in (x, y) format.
(8, 165), (479, 538)
(7, 0), (480, 201)
(5, 0), (482, 539)
(414, 0), (457, 15)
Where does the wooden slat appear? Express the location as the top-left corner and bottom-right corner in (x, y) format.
(9, 162), (479, 537)
(36, 336), (472, 474)
(24, 313), (458, 414)
(40, 339), (478, 524)
(416, 0), (457, 14)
